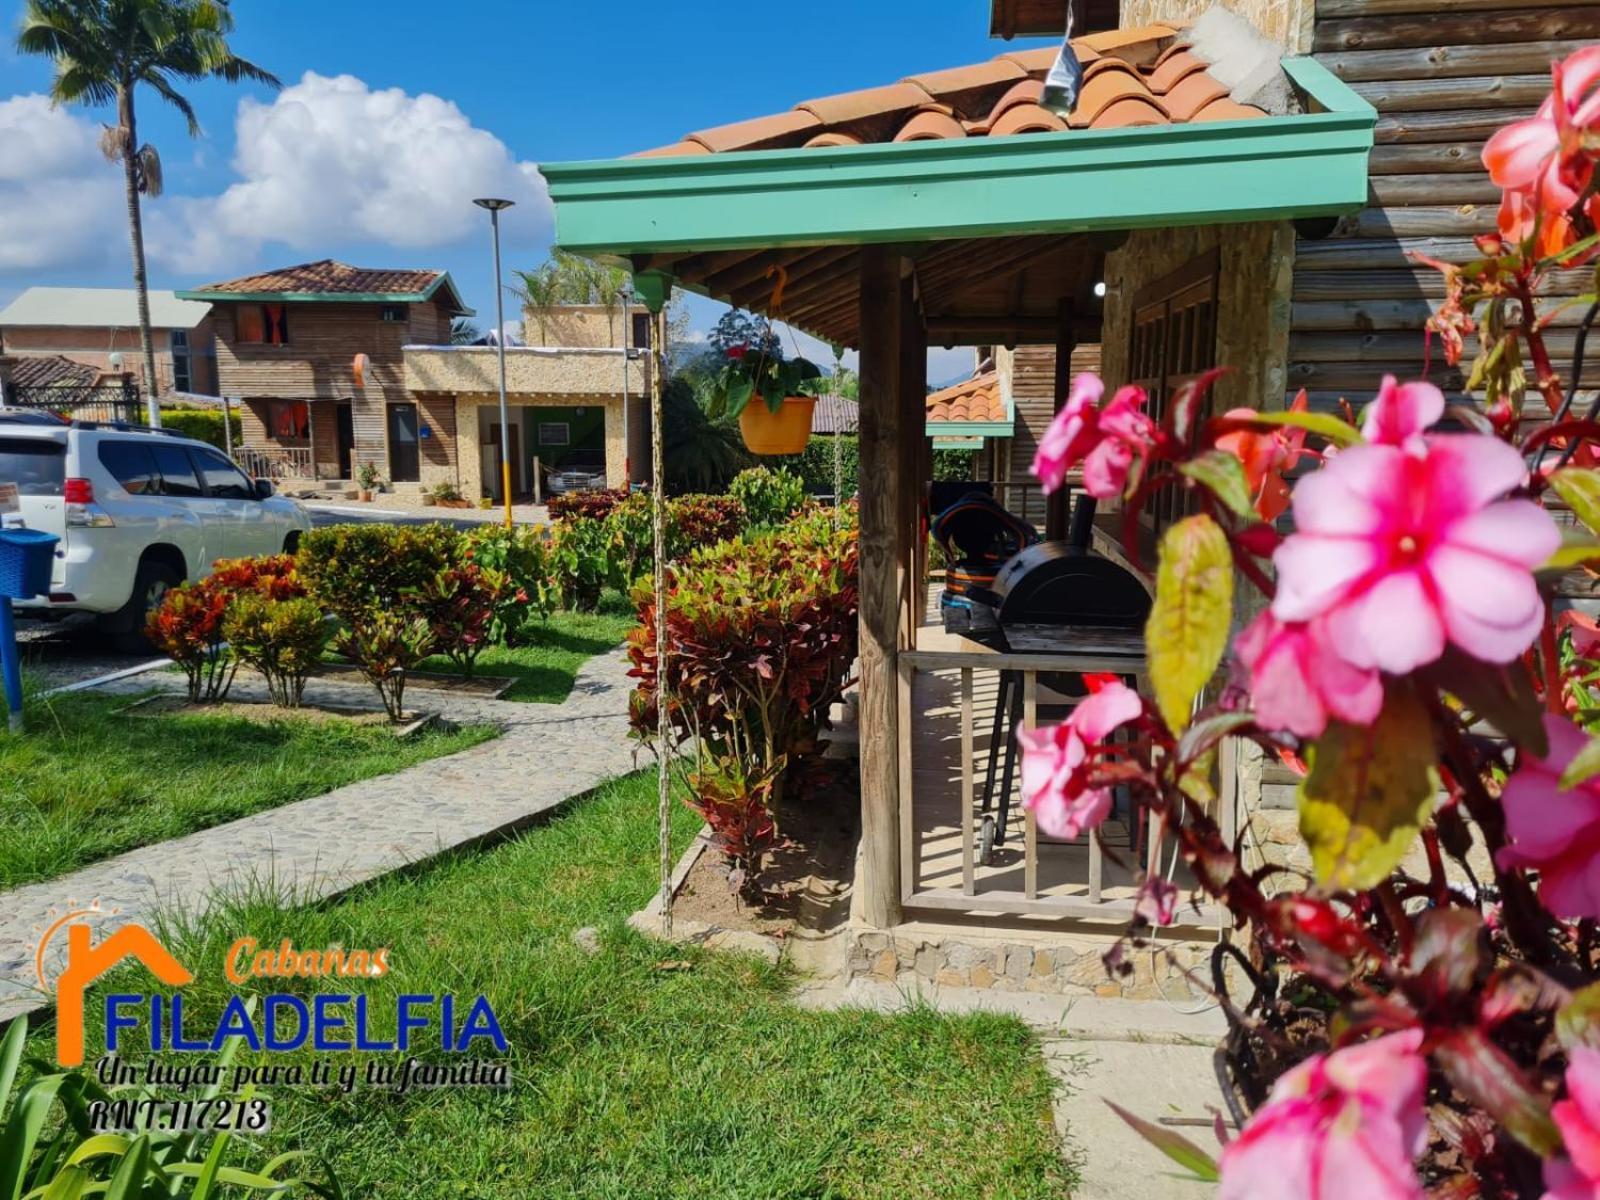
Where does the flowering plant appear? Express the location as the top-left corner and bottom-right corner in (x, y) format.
(703, 336), (823, 420)
(1027, 49), (1600, 1197)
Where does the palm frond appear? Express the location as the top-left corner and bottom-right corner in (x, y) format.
(141, 68), (200, 136)
(136, 143), (163, 197)
(98, 123), (131, 163)
(209, 53), (281, 89)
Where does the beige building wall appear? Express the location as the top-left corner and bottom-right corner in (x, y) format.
(1120, 0), (1314, 51)
(520, 304), (647, 349)
(451, 393), (627, 498)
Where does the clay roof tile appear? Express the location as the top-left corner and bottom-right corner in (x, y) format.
(688, 110), (820, 153)
(925, 372), (1006, 424)
(905, 60), (1028, 120)
(1190, 97), (1269, 123)
(1145, 50), (1208, 95)
(1159, 71), (1232, 121)
(895, 109), (968, 142)
(797, 82), (931, 127)
(990, 103), (1069, 138)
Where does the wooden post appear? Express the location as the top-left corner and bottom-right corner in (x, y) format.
(1046, 298), (1077, 541)
(899, 274), (927, 647)
(858, 245), (904, 930)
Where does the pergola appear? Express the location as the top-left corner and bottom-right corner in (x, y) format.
(539, 35), (1373, 929)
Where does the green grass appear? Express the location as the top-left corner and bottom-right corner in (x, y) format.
(416, 599), (637, 703)
(48, 773), (1074, 1199)
(0, 691), (497, 890)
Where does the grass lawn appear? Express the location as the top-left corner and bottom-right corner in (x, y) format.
(0, 691), (496, 890)
(415, 598), (637, 703)
(53, 772), (1075, 1199)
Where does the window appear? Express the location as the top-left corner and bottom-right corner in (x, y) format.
(170, 330), (192, 393)
(631, 312), (651, 350)
(190, 446), (255, 499)
(0, 438), (65, 496)
(235, 303), (288, 345)
(379, 303), (407, 323)
(97, 441), (160, 496)
(150, 443), (203, 498)
(1128, 250), (1219, 531)
(538, 422), (570, 446)
(269, 400), (310, 442)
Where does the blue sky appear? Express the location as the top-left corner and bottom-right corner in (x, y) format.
(0, 1), (1054, 378)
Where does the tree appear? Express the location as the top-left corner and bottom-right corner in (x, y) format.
(706, 309), (781, 360)
(510, 248), (629, 343)
(450, 317), (481, 345)
(18, 0), (278, 427)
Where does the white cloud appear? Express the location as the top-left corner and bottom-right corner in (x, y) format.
(0, 95), (124, 273)
(206, 72), (547, 252)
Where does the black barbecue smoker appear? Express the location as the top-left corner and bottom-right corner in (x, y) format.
(936, 492), (1151, 863)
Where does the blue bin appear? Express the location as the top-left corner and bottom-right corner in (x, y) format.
(0, 528), (60, 600)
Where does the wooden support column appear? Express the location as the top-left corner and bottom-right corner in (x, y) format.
(1046, 298), (1077, 542)
(858, 245), (905, 930)
(899, 273), (928, 648)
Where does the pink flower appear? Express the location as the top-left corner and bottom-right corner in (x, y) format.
(1484, 48), (1600, 230)
(1273, 405), (1559, 674)
(1134, 875), (1178, 926)
(1235, 611), (1383, 738)
(1497, 714), (1600, 920)
(1017, 681), (1142, 840)
(1216, 390), (1312, 522)
(1544, 1046), (1600, 1200)
(1361, 376), (1445, 450)
(1031, 372), (1156, 499)
(1219, 1029), (1428, 1200)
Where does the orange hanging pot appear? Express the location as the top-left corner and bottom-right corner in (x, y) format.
(738, 395), (816, 456)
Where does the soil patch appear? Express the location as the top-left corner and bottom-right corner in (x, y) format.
(120, 694), (440, 737)
(672, 757), (859, 938)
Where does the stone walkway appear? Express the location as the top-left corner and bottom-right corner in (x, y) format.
(0, 649), (640, 1022)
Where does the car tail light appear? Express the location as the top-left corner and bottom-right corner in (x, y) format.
(63, 478), (93, 503)
(64, 476), (114, 527)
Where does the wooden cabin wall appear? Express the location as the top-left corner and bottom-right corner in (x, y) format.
(1293, 0), (1600, 416)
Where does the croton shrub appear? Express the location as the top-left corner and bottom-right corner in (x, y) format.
(547, 488), (629, 522)
(729, 465), (807, 529)
(628, 506), (859, 892)
(1022, 48), (1600, 1198)
(601, 492), (747, 588)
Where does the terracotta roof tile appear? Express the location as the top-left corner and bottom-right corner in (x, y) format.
(811, 394), (859, 435)
(10, 355), (105, 390)
(634, 23), (1264, 157)
(193, 259), (446, 298)
(926, 371), (1006, 425)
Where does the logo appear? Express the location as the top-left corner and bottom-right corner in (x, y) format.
(36, 908), (192, 1068)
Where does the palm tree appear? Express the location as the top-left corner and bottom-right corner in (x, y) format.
(17, 0), (279, 426)
(450, 317), (482, 345)
(510, 249), (629, 344)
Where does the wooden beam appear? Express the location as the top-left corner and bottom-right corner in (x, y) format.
(857, 245), (904, 930)
(900, 275), (928, 650)
(1313, 6), (1600, 54)
(1047, 298), (1076, 541)
(925, 314), (1100, 344)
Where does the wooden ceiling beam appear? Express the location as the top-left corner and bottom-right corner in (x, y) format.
(925, 314), (1101, 345)
(723, 245), (857, 309)
(697, 246), (818, 300)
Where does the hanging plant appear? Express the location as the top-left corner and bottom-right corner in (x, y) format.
(706, 339), (824, 456)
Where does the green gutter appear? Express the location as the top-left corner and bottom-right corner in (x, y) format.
(540, 57), (1373, 259)
(927, 420), (1013, 438)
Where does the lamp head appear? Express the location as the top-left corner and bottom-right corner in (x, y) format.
(473, 197), (515, 212)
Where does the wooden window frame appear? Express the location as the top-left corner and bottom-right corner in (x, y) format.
(235, 303), (289, 346)
(1127, 248), (1219, 532)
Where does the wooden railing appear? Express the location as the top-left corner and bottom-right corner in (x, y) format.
(237, 445), (316, 482)
(896, 641), (1231, 924)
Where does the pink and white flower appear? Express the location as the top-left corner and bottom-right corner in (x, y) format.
(1017, 680), (1142, 840)
(1134, 875), (1178, 926)
(1235, 611), (1384, 738)
(1272, 387), (1559, 674)
(1543, 1045), (1600, 1200)
(1219, 1029), (1428, 1200)
(1032, 373), (1156, 499)
(1497, 714), (1600, 920)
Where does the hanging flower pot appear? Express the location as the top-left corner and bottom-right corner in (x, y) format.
(705, 335), (825, 457)
(739, 395), (816, 456)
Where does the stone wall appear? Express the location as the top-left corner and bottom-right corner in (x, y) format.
(404, 346), (630, 397)
(1120, 0), (1314, 52)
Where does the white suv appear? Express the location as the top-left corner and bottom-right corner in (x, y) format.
(0, 414), (312, 645)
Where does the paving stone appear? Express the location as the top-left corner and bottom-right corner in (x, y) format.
(0, 652), (639, 1023)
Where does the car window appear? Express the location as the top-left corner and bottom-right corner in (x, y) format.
(0, 437), (65, 496)
(97, 440), (161, 496)
(191, 445), (255, 500)
(149, 443), (203, 498)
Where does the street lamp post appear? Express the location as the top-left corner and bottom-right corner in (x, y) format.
(474, 197), (516, 527)
(620, 284), (632, 490)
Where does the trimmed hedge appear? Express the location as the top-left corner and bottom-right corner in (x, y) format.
(162, 407), (242, 451)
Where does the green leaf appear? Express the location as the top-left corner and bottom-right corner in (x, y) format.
(1234, 408), (1363, 447)
(1550, 469), (1600, 536)
(0, 1020), (26, 1128)
(1560, 737), (1600, 790)
(1298, 684), (1438, 890)
(1423, 649), (1547, 758)
(1104, 1100), (1220, 1182)
(1436, 1027), (1561, 1156)
(1557, 981), (1600, 1052)
(1145, 515), (1234, 733)
(1541, 529), (1600, 571)
(1178, 451), (1256, 520)
(101, 1136), (150, 1200)
(1, 1075), (70, 1200)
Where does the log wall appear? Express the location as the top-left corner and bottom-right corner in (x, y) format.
(1293, 0), (1599, 413)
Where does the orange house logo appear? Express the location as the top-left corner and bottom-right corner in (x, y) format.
(36, 910), (192, 1067)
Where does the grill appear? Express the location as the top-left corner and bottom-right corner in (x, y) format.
(937, 496), (1152, 863)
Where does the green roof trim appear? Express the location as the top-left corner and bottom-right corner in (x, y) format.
(539, 58), (1374, 260)
(926, 421), (1013, 439)
(176, 273), (475, 316)
(930, 435), (986, 449)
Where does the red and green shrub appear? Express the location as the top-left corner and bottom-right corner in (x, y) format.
(419, 562), (507, 676)
(547, 488), (628, 522)
(222, 593), (331, 708)
(461, 523), (552, 644)
(628, 507), (858, 890)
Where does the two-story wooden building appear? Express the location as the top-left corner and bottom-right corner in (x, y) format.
(177, 260), (470, 485)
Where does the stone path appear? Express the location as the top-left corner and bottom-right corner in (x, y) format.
(0, 649), (640, 1022)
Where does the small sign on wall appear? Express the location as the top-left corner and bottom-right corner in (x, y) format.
(0, 483), (18, 515)
(538, 422), (570, 446)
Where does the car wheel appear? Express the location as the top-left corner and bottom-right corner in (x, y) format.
(110, 558), (182, 653)
(283, 531), (301, 554)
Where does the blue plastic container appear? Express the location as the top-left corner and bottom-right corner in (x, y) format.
(0, 528), (60, 600)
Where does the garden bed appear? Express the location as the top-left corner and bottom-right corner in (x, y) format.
(119, 693), (442, 739)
